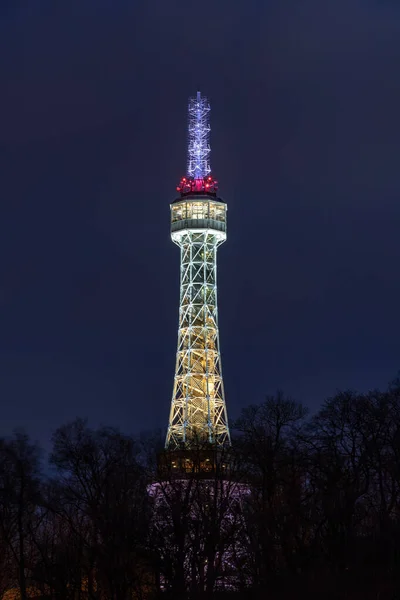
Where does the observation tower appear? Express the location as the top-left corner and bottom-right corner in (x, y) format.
(165, 92), (230, 452)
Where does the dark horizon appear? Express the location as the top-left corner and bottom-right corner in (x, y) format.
(0, 0), (399, 448)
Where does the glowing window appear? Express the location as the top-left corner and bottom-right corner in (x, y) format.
(172, 204), (186, 222)
(215, 204), (225, 222)
(191, 202), (208, 219)
(209, 202), (225, 221)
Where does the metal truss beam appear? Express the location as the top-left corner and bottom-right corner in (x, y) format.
(166, 229), (230, 449)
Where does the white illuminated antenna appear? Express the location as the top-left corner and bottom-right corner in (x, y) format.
(187, 91), (211, 179)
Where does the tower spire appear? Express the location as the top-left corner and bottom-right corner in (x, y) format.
(187, 91), (211, 179)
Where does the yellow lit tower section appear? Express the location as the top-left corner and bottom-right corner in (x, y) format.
(166, 92), (231, 450)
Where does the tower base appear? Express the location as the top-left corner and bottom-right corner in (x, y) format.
(148, 444), (251, 595)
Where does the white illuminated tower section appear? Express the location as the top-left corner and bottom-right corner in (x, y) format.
(166, 92), (231, 450)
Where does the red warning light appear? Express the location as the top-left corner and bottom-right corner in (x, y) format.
(176, 175), (218, 196)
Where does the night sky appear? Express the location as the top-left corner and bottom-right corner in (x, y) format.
(1, 0), (399, 448)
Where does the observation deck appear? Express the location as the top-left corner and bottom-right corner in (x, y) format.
(171, 176), (227, 243)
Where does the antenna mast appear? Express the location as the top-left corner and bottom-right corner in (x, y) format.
(187, 91), (211, 179)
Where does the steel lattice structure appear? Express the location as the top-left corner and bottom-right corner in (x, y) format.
(187, 91), (211, 179)
(166, 92), (230, 450)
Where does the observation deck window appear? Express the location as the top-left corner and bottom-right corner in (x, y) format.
(209, 202), (225, 222)
(172, 201), (225, 223)
(171, 204), (186, 222)
(187, 202), (209, 220)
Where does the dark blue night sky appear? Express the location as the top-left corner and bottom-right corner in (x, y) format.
(0, 0), (399, 448)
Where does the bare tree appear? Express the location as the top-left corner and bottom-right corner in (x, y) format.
(48, 418), (152, 600)
(232, 392), (309, 589)
(0, 433), (42, 600)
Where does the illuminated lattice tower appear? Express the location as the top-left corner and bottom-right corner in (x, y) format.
(166, 92), (231, 451)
